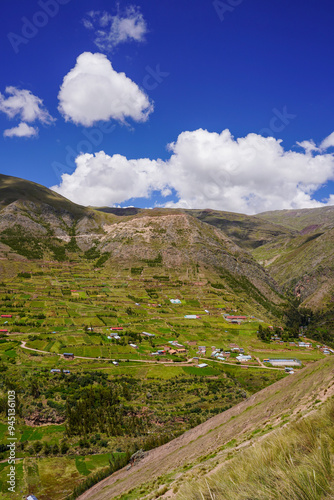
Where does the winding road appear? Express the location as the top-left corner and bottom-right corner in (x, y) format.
(19, 341), (284, 369)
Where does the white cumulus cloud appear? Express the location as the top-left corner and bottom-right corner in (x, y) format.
(320, 131), (334, 151)
(3, 122), (38, 138)
(0, 86), (54, 124)
(164, 129), (334, 213)
(83, 6), (147, 52)
(51, 129), (334, 214)
(296, 139), (319, 154)
(58, 52), (153, 127)
(51, 151), (165, 206)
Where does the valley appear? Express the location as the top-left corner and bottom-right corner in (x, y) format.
(0, 174), (332, 499)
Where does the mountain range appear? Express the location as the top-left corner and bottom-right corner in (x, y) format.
(0, 173), (333, 314)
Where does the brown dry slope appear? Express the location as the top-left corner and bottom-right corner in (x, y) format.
(77, 358), (334, 500)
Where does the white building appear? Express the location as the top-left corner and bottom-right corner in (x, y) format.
(236, 355), (252, 362)
(269, 358), (301, 367)
(142, 331), (155, 337)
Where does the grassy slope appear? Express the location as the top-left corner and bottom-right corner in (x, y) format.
(1, 173), (331, 309)
(76, 357), (334, 500)
(0, 177), (285, 316)
(251, 207), (334, 309)
(183, 208), (295, 250)
(256, 206), (334, 232)
(0, 173), (88, 218)
(178, 396), (334, 500)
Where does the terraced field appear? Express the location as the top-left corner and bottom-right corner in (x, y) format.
(0, 260), (330, 499)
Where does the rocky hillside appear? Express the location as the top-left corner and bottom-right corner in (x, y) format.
(0, 174), (284, 319)
(1, 173), (333, 311)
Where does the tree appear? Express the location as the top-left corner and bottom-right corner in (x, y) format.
(33, 441), (43, 454)
(30, 379), (40, 398)
(60, 441), (69, 454)
(52, 443), (59, 455)
(44, 443), (52, 456)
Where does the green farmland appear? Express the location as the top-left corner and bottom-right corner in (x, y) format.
(0, 260), (330, 499)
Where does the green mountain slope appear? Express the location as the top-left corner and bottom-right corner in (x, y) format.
(0, 173), (332, 312)
(0, 174), (284, 321)
(184, 208), (295, 250)
(0, 173), (87, 217)
(256, 205), (334, 232)
(178, 392), (334, 500)
(76, 357), (334, 500)
(252, 207), (334, 310)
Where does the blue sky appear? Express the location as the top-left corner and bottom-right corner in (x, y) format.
(1, 0), (334, 214)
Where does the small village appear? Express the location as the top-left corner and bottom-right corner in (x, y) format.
(36, 308), (333, 376)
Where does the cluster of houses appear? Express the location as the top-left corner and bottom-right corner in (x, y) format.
(230, 344), (244, 353)
(151, 349), (166, 356)
(319, 345), (334, 355)
(195, 343), (252, 363)
(107, 327), (124, 340)
(151, 340), (187, 356)
(211, 344), (254, 363)
(166, 340), (187, 354)
(108, 333), (121, 340)
(50, 369), (70, 374)
(297, 341), (312, 348)
(211, 348), (226, 361)
(273, 337), (334, 356)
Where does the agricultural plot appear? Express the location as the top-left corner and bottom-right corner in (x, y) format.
(0, 260), (330, 499)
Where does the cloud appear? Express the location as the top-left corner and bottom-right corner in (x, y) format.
(0, 86), (54, 124)
(51, 129), (334, 214)
(296, 139), (319, 154)
(320, 132), (334, 151)
(51, 151), (165, 206)
(83, 6), (147, 52)
(3, 122), (38, 138)
(57, 52), (153, 127)
(163, 129), (334, 213)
